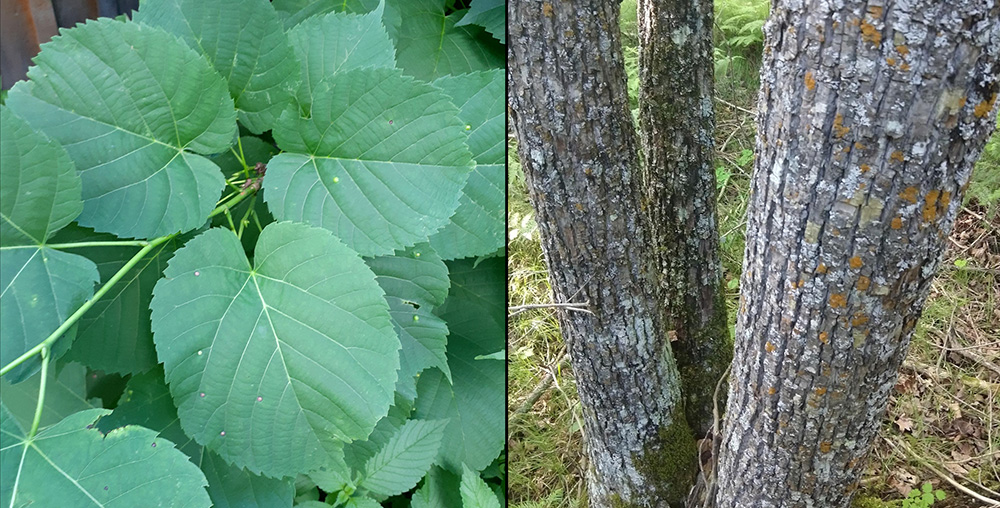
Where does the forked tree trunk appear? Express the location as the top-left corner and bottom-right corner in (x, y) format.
(508, 1), (697, 506)
(637, 0), (732, 438)
(715, 1), (999, 506)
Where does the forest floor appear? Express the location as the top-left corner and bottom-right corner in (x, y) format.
(507, 76), (1000, 507)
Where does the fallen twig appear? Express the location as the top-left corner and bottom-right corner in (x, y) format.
(511, 353), (570, 423)
(886, 437), (1000, 506)
(508, 301), (592, 317)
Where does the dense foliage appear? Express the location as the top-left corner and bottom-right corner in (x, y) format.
(0, 0), (505, 506)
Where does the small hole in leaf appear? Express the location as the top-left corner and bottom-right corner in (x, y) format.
(197, 350), (203, 355)
(220, 431), (226, 436)
(104, 487), (108, 491)
(194, 271), (200, 277)
(388, 120), (393, 125)
(465, 125), (471, 130)
(413, 315), (419, 322)
(200, 392), (206, 398)
(257, 396), (263, 402)
(151, 443), (156, 447)
(333, 177), (339, 183)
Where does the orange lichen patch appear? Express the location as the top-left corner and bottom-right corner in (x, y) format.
(833, 114), (850, 137)
(974, 93), (998, 118)
(816, 263), (828, 274)
(895, 45), (909, 56)
(584, 167), (593, 176)
(768, 387), (777, 395)
(867, 5), (884, 17)
(900, 186), (919, 203)
(815, 387), (828, 396)
(843, 145), (851, 153)
(891, 216), (903, 229)
(860, 21), (882, 45)
(860, 163), (871, 173)
(891, 150), (905, 163)
(886, 57), (896, 67)
(542, 2), (553, 16)
(819, 332), (829, 344)
(821, 442), (833, 453)
(855, 142), (866, 150)
(564, 29), (575, 38)
(900, 63), (910, 72)
(765, 341), (776, 352)
(805, 71), (816, 91)
(922, 189), (941, 221)
(857, 276), (871, 291)
(849, 256), (863, 269)
(852, 314), (869, 327)
(575, 203), (584, 211)
(830, 293), (847, 308)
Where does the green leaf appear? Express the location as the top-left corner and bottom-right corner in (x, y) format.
(51, 224), (183, 375)
(0, 362), (94, 430)
(308, 444), (353, 493)
(474, 350), (505, 361)
(455, 0), (505, 44)
(389, 0), (504, 80)
(460, 464), (501, 508)
(287, 7), (396, 110)
(150, 222), (400, 478)
(135, 0), (298, 134)
(367, 245), (452, 394)
(200, 449), (295, 508)
(427, 70), (505, 259)
(416, 258), (504, 473)
(265, 68), (473, 256)
(345, 496), (383, 508)
(410, 465), (462, 508)
(273, 0), (380, 28)
(0, 107), (98, 383)
(0, 106), (81, 245)
(0, 405), (211, 507)
(5, 18), (236, 239)
(343, 393), (412, 471)
(360, 419), (448, 497)
(97, 365), (201, 460)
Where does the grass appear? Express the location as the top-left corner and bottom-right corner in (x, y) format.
(508, 3), (1000, 507)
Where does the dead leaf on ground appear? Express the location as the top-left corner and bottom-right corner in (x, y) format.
(895, 414), (914, 433)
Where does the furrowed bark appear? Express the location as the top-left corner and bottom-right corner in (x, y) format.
(715, 1), (1000, 506)
(637, 0), (732, 438)
(508, 1), (697, 505)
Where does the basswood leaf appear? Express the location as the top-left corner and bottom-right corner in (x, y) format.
(455, 0), (505, 44)
(428, 70), (505, 259)
(273, 0), (380, 28)
(359, 419), (448, 497)
(389, 0), (504, 80)
(415, 258), (504, 473)
(97, 365), (201, 460)
(264, 68), (473, 256)
(367, 245), (451, 395)
(150, 222), (400, 478)
(460, 463), (501, 508)
(5, 18), (235, 239)
(134, 0), (299, 134)
(0, 405), (211, 507)
(0, 362), (93, 430)
(200, 449), (295, 508)
(0, 106), (98, 383)
(54, 224), (184, 375)
(287, 7), (395, 110)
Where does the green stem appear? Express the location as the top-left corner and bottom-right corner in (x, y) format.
(0, 234), (174, 377)
(27, 346), (50, 439)
(45, 240), (149, 249)
(209, 189), (254, 219)
(236, 194), (257, 238)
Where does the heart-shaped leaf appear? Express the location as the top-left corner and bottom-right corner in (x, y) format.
(359, 419), (448, 497)
(427, 70), (505, 259)
(0, 106), (98, 383)
(150, 222), (400, 477)
(0, 405), (211, 507)
(5, 18), (236, 239)
(134, 0), (299, 134)
(264, 68), (472, 256)
(389, 0), (504, 80)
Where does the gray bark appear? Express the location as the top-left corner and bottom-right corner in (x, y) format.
(715, 1), (1000, 506)
(508, 0), (696, 506)
(637, 0), (732, 438)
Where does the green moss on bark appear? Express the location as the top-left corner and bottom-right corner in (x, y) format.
(632, 408), (699, 507)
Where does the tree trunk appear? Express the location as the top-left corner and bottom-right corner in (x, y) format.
(715, 1), (1000, 506)
(508, 1), (697, 505)
(637, 0), (732, 438)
